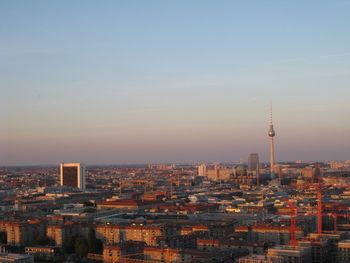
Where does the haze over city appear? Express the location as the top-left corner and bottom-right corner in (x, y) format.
(3, 2), (350, 263)
(1, 1), (350, 165)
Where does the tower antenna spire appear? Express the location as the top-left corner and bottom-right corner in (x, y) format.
(270, 100), (273, 124)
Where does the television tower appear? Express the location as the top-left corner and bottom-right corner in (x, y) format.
(268, 104), (276, 176)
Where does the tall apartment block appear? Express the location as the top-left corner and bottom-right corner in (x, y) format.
(248, 153), (259, 172)
(198, 164), (207, 176)
(60, 163), (86, 190)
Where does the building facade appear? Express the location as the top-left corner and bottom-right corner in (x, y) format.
(198, 164), (207, 177)
(59, 163), (86, 190)
(248, 153), (259, 173)
(338, 240), (350, 263)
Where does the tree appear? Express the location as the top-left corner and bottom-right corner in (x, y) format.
(64, 238), (75, 254)
(0, 232), (7, 244)
(87, 228), (103, 254)
(95, 238), (103, 254)
(34, 236), (51, 246)
(74, 237), (88, 258)
(83, 201), (94, 207)
(83, 207), (96, 213)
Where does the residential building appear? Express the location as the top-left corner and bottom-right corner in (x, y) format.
(268, 246), (311, 263)
(60, 163), (86, 190)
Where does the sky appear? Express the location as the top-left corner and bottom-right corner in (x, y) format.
(1, 1), (350, 165)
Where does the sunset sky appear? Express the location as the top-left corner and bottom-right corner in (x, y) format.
(1, 1), (350, 165)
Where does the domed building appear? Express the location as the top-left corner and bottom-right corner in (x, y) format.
(231, 164), (254, 185)
(296, 174), (305, 189)
(234, 165), (247, 177)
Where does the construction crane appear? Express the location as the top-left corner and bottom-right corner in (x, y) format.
(288, 199), (298, 246)
(317, 178), (322, 237)
(299, 177), (350, 235)
(330, 212), (350, 232)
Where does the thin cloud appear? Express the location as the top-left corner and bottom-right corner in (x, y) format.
(0, 47), (61, 57)
(282, 52), (350, 62)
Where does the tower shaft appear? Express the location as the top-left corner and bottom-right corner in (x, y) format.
(270, 136), (275, 174)
(268, 103), (276, 176)
(317, 180), (322, 236)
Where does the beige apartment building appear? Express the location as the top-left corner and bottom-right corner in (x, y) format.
(96, 223), (164, 246)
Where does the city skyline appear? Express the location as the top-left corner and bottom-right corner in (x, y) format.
(1, 3), (350, 262)
(1, 1), (350, 165)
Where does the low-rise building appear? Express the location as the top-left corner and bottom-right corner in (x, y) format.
(144, 247), (225, 263)
(298, 238), (334, 263)
(236, 225), (303, 245)
(46, 222), (80, 247)
(268, 245), (311, 263)
(238, 255), (283, 263)
(197, 238), (265, 254)
(6, 220), (46, 246)
(97, 223), (165, 246)
(97, 200), (159, 211)
(338, 240), (350, 263)
(103, 242), (144, 263)
(25, 246), (59, 261)
(0, 253), (34, 263)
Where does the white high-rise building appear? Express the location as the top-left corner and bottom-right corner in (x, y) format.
(60, 163), (86, 190)
(198, 164), (207, 176)
(248, 153), (259, 173)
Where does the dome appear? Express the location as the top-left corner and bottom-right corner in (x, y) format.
(235, 165), (247, 176)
